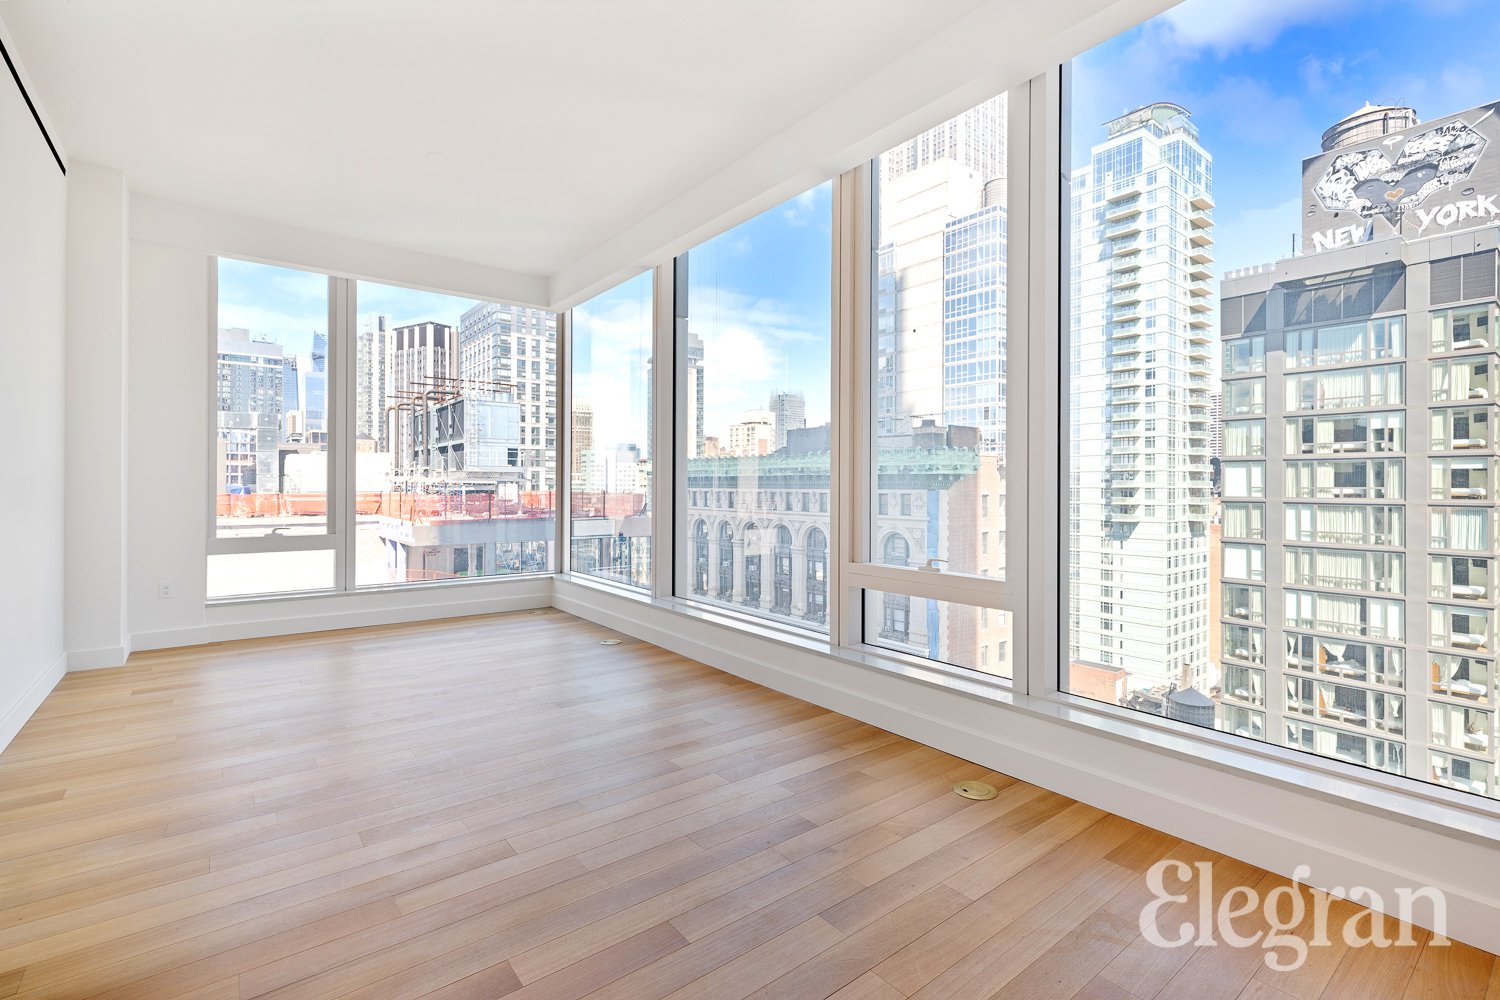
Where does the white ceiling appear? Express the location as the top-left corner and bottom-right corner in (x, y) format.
(1, 0), (992, 282)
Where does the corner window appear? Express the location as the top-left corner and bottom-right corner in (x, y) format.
(568, 271), (653, 589)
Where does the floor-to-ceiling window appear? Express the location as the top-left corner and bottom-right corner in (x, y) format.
(351, 280), (555, 586)
(674, 182), (833, 631)
(856, 93), (1014, 680)
(1061, 0), (1500, 800)
(209, 259), (335, 598)
(568, 271), (653, 589)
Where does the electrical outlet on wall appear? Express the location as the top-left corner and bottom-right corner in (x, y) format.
(158, 581), (174, 599)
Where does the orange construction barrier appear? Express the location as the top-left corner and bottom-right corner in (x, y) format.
(216, 491), (562, 526)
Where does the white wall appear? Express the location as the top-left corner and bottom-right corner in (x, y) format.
(65, 163), (130, 669)
(127, 238), (211, 644)
(0, 24), (68, 746)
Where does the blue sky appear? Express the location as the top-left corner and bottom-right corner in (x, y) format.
(1072, 0), (1500, 274)
(217, 257), (329, 358)
(684, 181), (834, 440)
(217, 258), (481, 360)
(572, 270), (654, 453)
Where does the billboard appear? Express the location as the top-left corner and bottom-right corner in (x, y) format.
(1301, 101), (1500, 254)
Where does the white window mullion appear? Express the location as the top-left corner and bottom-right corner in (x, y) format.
(1006, 82), (1034, 696)
(834, 162), (872, 651)
(334, 275), (357, 592)
(1032, 67), (1064, 698)
(652, 262), (676, 600)
(671, 256), (692, 600)
(204, 255), (220, 548)
(556, 309), (572, 576)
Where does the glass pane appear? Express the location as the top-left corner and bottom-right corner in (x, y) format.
(1064, 1), (1500, 800)
(872, 94), (1008, 582)
(353, 281), (556, 585)
(862, 590), (1012, 681)
(207, 550), (335, 599)
(678, 182), (833, 631)
(215, 259), (329, 537)
(570, 271), (653, 589)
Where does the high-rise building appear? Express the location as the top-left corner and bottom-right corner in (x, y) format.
(1068, 103), (1216, 694)
(727, 411), (775, 456)
(458, 302), (557, 493)
(877, 159), (988, 441)
(645, 335), (699, 463)
(387, 320), (456, 469)
(280, 354), (300, 417)
(876, 134), (1008, 455)
(872, 99), (1011, 674)
(686, 332), (705, 458)
(768, 390), (805, 451)
(356, 314), (390, 450)
(215, 331), (284, 494)
(303, 332), (328, 435)
(882, 94), (1006, 194)
(570, 402), (594, 490)
(943, 194), (1007, 457)
(1217, 100), (1500, 799)
(611, 443), (646, 495)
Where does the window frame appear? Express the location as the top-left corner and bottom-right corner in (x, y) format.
(205, 259), (348, 598)
(835, 85), (1036, 683)
(207, 256), (558, 602)
(563, 269), (656, 592)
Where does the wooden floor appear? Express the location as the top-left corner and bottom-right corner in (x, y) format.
(0, 612), (1495, 1000)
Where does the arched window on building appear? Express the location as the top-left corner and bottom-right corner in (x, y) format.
(881, 533), (912, 642)
(772, 525), (793, 613)
(692, 520), (708, 595)
(716, 521), (735, 600)
(805, 528), (828, 624)
(743, 522), (763, 606)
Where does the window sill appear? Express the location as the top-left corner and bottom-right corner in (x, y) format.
(1015, 690), (1500, 846)
(206, 570), (553, 609)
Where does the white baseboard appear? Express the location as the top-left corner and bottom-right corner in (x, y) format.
(68, 644), (131, 671)
(554, 577), (1500, 955)
(132, 578), (552, 654)
(0, 650), (67, 754)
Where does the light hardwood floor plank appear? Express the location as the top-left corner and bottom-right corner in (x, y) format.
(0, 612), (1480, 1000)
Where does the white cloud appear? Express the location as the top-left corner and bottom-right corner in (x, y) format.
(572, 291), (654, 452)
(1158, 0), (1358, 56)
(1384, 60), (1497, 124)
(782, 188), (819, 228)
(685, 285), (830, 435)
(1299, 54), (1345, 95)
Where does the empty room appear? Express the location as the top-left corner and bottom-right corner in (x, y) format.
(2, 0), (1500, 997)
